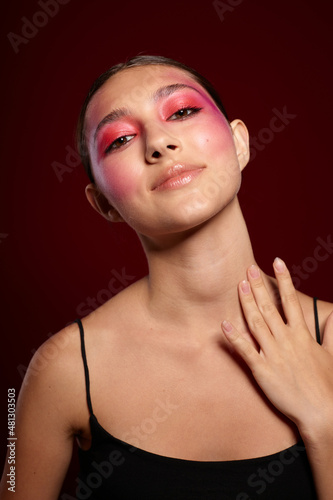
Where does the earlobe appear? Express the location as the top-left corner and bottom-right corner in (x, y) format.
(85, 184), (124, 223)
(230, 119), (250, 171)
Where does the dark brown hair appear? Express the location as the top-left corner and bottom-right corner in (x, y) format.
(76, 55), (229, 183)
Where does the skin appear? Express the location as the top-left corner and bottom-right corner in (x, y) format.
(0, 65), (332, 500)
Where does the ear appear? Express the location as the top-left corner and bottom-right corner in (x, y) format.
(85, 184), (124, 223)
(230, 119), (250, 171)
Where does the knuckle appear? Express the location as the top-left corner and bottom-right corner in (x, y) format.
(260, 302), (275, 315)
(242, 342), (253, 357)
(251, 280), (264, 290)
(282, 291), (298, 305)
(242, 293), (255, 304)
(250, 314), (266, 330)
(280, 271), (292, 283)
(239, 341), (255, 363)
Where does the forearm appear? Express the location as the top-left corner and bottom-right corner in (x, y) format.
(302, 430), (333, 500)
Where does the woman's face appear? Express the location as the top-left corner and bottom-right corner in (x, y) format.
(85, 65), (248, 237)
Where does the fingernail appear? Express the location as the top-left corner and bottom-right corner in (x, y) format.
(240, 280), (250, 294)
(274, 257), (286, 273)
(248, 264), (260, 279)
(222, 320), (233, 332)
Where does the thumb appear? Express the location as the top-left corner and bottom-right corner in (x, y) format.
(322, 310), (333, 352)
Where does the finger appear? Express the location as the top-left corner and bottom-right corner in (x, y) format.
(238, 280), (274, 350)
(221, 320), (261, 371)
(247, 264), (284, 334)
(273, 258), (305, 327)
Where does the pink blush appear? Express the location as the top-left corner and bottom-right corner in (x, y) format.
(98, 159), (140, 203)
(196, 112), (232, 144)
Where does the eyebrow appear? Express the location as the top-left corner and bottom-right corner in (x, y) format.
(153, 83), (200, 101)
(94, 83), (201, 142)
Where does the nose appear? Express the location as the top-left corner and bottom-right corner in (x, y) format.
(145, 124), (182, 163)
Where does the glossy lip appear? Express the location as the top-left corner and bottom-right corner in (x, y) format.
(152, 164), (205, 191)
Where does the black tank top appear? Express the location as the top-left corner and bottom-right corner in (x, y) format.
(74, 298), (321, 499)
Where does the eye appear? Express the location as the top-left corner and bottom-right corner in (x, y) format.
(105, 135), (135, 154)
(168, 106), (202, 121)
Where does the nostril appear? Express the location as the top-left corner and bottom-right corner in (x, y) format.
(167, 145), (177, 150)
(152, 151), (161, 158)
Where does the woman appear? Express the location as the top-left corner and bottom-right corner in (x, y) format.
(0, 55), (332, 499)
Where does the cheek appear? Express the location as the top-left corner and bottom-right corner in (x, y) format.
(194, 116), (234, 157)
(95, 160), (140, 203)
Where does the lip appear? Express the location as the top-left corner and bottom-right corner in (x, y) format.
(152, 164), (205, 191)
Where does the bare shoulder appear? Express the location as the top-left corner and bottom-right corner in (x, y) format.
(21, 320), (87, 430)
(27, 322), (82, 385)
(29, 277), (147, 390)
(0, 284), (147, 499)
(30, 321), (80, 370)
(0, 322), (88, 499)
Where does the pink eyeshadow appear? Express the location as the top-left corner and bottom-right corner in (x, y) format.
(97, 126), (135, 160)
(161, 92), (204, 118)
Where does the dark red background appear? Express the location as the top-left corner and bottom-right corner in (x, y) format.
(1, 0), (332, 497)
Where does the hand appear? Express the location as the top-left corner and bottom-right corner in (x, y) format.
(221, 258), (333, 440)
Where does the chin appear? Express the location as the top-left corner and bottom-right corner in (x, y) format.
(137, 204), (232, 242)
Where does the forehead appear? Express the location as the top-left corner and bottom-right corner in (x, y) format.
(85, 65), (210, 135)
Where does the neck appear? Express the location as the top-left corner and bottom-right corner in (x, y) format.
(139, 198), (263, 338)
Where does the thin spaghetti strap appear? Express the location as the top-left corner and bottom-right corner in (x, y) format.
(313, 297), (321, 345)
(74, 318), (94, 415)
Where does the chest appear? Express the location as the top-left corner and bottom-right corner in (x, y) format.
(80, 337), (299, 460)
